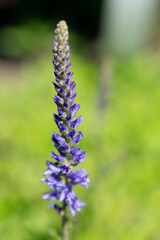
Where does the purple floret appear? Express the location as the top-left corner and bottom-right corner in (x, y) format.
(68, 169), (90, 188)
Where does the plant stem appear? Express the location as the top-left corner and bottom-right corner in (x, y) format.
(62, 201), (68, 240)
(62, 174), (68, 240)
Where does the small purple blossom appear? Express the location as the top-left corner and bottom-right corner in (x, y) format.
(68, 169), (90, 188)
(41, 20), (89, 218)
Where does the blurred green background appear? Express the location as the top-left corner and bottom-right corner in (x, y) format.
(0, 0), (160, 240)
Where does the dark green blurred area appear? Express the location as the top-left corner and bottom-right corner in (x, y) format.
(0, 13), (160, 240)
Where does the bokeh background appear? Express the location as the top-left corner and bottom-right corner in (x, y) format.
(0, 0), (160, 239)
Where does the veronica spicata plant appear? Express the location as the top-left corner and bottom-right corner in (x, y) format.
(41, 20), (90, 240)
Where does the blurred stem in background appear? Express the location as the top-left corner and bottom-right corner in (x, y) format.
(98, 55), (112, 113)
(102, 0), (158, 56)
(98, 0), (158, 113)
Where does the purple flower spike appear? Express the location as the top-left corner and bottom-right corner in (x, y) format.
(41, 20), (89, 219)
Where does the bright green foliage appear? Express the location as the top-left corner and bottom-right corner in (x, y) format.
(0, 50), (160, 240)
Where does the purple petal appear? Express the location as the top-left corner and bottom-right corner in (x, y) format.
(40, 177), (45, 182)
(58, 107), (64, 116)
(68, 130), (76, 138)
(69, 72), (74, 79)
(69, 169), (88, 178)
(63, 102), (69, 108)
(59, 143), (69, 151)
(69, 103), (76, 112)
(54, 95), (62, 103)
(65, 57), (69, 63)
(42, 191), (52, 200)
(56, 76), (61, 84)
(70, 116), (83, 128)
(48, 165), (60, 173)
(58, 123), (67, 132)
(49, 152), (58, 159)
(65, 50), (71, 57)
(65, 92), (71, 98)
(68, 169), (90, 188)
(53, 204), (62, 212)
(51, 151), (64, 163)
(72, 104), (80, 116)
(53, 114), (62, 123)
(76, 200), (87, 208)
(65, 78), (70, 85)
(58, 64), (63, 69)
(59, 191), (66, 202)
(70, 84), (76, 95)
(70, 147), (80, 155)
(70, 92), (77, 103)
(61, 71), (65, 77)
(65, 62), (71, 70)
(54, 65), (58, 72)
(44, 176), (56, 182)
(73, 151), (86, 163)
(56, 155), (64, 163)
(66, 72), (71, 78)
(43, 169), (53, 175)
(52, 81), (59, 90)
(53, 46), (57, 52)
(60, 86), (65, 94)
(68, 81), (74, 89)
(72, 131), (83, 144)
(54, 72), (58, 78)
(55, 55), (60, 61)
(66, 112), (72, 121)
(68, 103), (80, 117)
(68, 205), (76, 217)
(60, 165), (70, 174)
(52, 58), (56, 64)
(53, 132), (65, 143)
